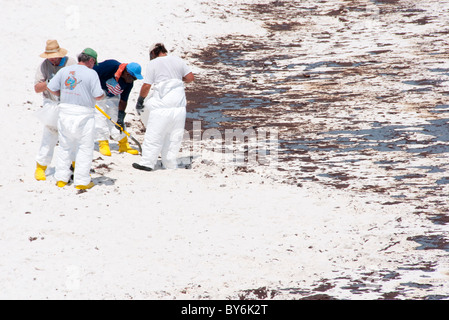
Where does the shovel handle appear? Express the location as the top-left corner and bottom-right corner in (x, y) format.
(95, 104), (142, 154)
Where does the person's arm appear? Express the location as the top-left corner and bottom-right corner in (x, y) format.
(47, 88), (60, 97)
(46, 69), (62, 97)
(118, 99), (128, 112)
(34, 64), (47, 93)
(34, 81), (48, 93)
(92, 74), (105, 101)
(116, 99), (128, 128)
(135, 83), (151, 115)
(183, 72), (194, 83)
(139, 83), (152, 98)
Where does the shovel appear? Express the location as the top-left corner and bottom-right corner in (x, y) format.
(95, 105), (142, 155)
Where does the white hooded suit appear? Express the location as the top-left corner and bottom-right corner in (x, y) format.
(138, 54), (192, 170)
(34, 57), (76, 167)
(95, 95), (125, 141)
(34, 98), (59, 165)
(141, 79), (186, 169)
(55, 104), (95, 185)
(47, 63), (104, 186)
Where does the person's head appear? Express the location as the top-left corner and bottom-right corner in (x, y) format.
(40, 39), (67, 65)
(149, 43), (167, 60)
(48, 57), (62, 66)
(78, 48), (98, 69)
(123, 63), (143, 83)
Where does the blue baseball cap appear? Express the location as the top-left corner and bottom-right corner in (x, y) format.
(126, 62), (143, 80)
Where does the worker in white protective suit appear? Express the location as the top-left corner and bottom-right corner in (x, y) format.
(33, 39), (76, 181)
(47, 48), (104, 190)
(132, 43), (194, 171)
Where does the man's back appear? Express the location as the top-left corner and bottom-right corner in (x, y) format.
(48, 64), (103, 108)
(94, 59), (133, 101)
(94, 59), (120, 85)
(145, 55), (191, 85)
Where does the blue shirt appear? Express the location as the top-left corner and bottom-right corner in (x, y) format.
(93, 59), (133, 102)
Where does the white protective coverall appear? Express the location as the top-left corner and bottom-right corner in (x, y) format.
(94, 94), (125, 141)
(34, 98), (59, 165)
(34, 57), (76, 167)
(140, 79), (186, 169)
(54, 103), (95, 186)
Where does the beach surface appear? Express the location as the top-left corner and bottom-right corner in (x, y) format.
(1, 0), (449, 300)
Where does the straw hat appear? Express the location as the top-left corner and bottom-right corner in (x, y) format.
(39, 40), (68, 58)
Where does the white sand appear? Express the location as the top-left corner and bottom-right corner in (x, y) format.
(1, 0), (449, 300)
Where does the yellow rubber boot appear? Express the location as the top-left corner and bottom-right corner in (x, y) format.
(75, 181), (95, 190)
(35, 162), (47, 181)
(118, 137), (138, 155)
(99, 140), (111, 156)
(56, 181), (68, 188)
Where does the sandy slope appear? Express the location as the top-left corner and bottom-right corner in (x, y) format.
(1, 0), (449, 300)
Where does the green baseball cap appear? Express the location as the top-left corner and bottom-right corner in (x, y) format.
(82, 48), (98, 65)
